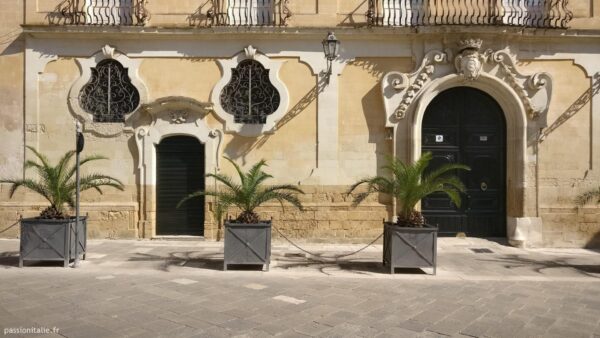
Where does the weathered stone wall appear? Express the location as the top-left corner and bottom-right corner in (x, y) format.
(518, 60), (600, 247)
(0, 0), (24, 238)
(2, 2), (600, 246)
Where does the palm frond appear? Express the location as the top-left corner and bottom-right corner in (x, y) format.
(1, 148), (124, 216)
(254, 190), (304, 212)
(178, 190), (217, 208)
(348, 152), (469, 222)
(0, 178), (52, 204)
(424, 163), (471, 182)
(254, 185), (305, 211)
(347, 176), (395, 207)
(223, 156), (247, 187)
(25, 146), (51, 169)
(182, 158), (305, 221)
(206, 172), (240, 192)
(65, 154), (108, 181)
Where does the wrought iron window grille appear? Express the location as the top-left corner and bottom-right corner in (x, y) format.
(79, 59), (140, 123)
(220, 60), (281, 125)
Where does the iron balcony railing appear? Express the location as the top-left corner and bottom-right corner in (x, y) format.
(207, 0), (292, 26)
(367, 0), (572, 29)
(56, 0), (149, 26)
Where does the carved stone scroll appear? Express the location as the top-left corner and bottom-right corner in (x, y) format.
(381, 39), (552, 128)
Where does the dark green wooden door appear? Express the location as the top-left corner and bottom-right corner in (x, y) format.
(421, 87), (506, 237)
(156, 136), (204, 236)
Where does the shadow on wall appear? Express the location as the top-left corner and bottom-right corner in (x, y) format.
(361, 83), (392, 178)
(539, 72), (600, 143)
(0, 30), (22, 56)
(188, 1), (213, 27)
(348, 59), (390, 79)
(338, 0), (369, 27)
(586, 231), (600, 249)
(46, 0), (74, 25)
(223, 77), (324, 165)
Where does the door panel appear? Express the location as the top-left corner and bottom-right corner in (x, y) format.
(156, 136), (205, 236)
(421, 87), (506, 237)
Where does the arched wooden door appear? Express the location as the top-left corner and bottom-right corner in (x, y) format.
(156, 136), (204, 236)
(421, 87), (506, 237)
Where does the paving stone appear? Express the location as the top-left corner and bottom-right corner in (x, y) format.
(396, 320), (429, 333)
(459, 318), (499, 337)
(273, 295), (306, 305)
(255, 322), (291, 335)
(293, 321), (334, 336)
(1, 239), (599, 338)
(244, 283), (268, 290)
(218, 318), (259, 332)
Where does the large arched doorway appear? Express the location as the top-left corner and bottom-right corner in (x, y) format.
(421, 87), (506, 237)
(156, 136), (205, 236)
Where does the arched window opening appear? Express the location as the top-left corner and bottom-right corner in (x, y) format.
(79, 59), (140, 123)
(219, 59), (281, 124)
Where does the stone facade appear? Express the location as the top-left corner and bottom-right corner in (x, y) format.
(0, 1), (599, 247)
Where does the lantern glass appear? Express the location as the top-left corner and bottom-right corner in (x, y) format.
(322, 32), (339, 61)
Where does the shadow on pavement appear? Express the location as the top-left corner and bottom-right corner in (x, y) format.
(0, 251), (19, 267)
(478, 254), (600, 278)
(127, 251), (224, 272)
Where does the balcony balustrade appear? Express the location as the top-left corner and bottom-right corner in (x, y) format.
(56, 0), (149, 26)
(207, 0), (291, 27)
(367, 0), (572, 28)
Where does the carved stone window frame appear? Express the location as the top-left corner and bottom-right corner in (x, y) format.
(211, 45), (289, 137)
(69, 44), (148, 137)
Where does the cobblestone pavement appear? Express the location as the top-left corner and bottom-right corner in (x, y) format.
(1, 238), (599, 338)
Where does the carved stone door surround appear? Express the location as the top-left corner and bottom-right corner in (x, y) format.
(381, 38), (553, 247)
(134, 97), (222, 238)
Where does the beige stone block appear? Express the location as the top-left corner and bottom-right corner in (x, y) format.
(583, 213), (599, 223)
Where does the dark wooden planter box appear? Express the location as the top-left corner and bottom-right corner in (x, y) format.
(383, 222), (437, 275)
(224, 221), (271, 271)
(19, 217), (87, 268)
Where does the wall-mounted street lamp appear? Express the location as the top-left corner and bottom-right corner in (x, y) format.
(322, 31), (340, 84)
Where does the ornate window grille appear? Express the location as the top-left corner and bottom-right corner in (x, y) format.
(79, 59), (140, 123)
(220, 59), (281, 124)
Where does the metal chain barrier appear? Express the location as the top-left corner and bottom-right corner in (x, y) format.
(273, 225), (383, 261)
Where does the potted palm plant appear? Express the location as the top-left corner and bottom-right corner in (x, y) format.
(0, 146), (124, 267)
(347, 152), (469, 274)
(179, 157), (304, 271)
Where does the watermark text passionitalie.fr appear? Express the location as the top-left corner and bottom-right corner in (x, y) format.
(3, 327), (59, 335)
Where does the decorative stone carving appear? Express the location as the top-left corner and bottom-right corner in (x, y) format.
(211, 46), (290, 137)
(381, 40), (552, 127)
(68, 45), (148, 137)
(487, 50), (552, 121)
(382, 50), (448, 123)
(102, 44), (115, 59)
(169, 111), (188, 124)
(139, 96), (213, 127)
(244, 45), (257, 59)
(455, 38), (487, 81)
